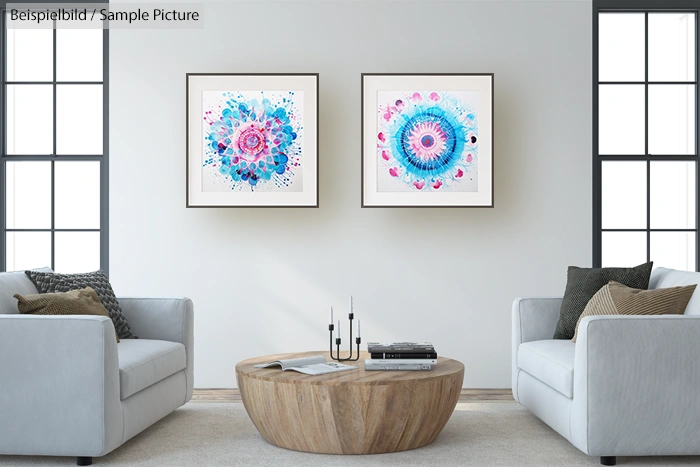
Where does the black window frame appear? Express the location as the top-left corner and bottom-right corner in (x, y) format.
(593, 0), (700, 269)
(0, 0), (109, 275)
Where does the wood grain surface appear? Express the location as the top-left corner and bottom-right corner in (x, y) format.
(235, 351), (465, 454)
(191, 388), (513, 403)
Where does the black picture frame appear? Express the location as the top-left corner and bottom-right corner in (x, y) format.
(361, 73), (494, 208)
(186, 73), (320, 208)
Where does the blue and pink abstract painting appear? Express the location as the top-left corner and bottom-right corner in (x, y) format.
(376, 90), (478, 192)
(201, 90), (304, 192)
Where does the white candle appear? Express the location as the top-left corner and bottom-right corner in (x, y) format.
(336, 319), (340, 339)
(349, 295), (353, 315)
(329, 306), (333, 325)
(357, 319), (361, 338)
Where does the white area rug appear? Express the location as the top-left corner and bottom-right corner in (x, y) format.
(1, 403), (699, 466)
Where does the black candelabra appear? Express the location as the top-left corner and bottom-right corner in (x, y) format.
(329, 309), (361, 362)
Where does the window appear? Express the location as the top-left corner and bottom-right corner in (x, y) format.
(593, 1), (699, 270)
(0, 9), (108, 274)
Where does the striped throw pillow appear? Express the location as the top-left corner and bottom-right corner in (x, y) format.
(572, 280), (697, 342)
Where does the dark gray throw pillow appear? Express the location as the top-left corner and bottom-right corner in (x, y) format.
(553, 262), (653, 340)
(25, 270), (136, 340)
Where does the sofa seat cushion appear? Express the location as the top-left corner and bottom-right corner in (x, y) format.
(118, 339), (186, 400)
(518, 339), (575, 398)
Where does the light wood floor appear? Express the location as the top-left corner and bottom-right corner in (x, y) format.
(192, 388), (514, 403)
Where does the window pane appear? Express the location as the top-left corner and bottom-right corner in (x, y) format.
(649, 13), (696, 82)
(6, 28), (53, 81)
(602, 161), (647, 229)
(56, 85), (103, 155)
(650, 161), (696, 229)
(55, 161), (100, 229)
(648, 85), (695, 155)
(6, 232), (51, 272)
(599, 13), (645, 82)
(6, 85), (53, 155)
(5, 161), (52, 229)
(57, 29), (103, 82)
(602, 232), (647, 267)
(651, 232), (696, 271)
(599, 85), (645, 155)
(54, 232), (100, 273)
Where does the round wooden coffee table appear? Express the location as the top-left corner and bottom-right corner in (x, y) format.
(236, 351), (464, 454)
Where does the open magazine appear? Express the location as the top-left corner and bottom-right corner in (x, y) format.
(254, 356), (356, 375)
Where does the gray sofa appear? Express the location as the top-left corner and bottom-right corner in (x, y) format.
(512, 267), (700, 466)
(0, 270), (194, 465)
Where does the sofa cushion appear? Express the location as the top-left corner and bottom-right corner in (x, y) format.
(26, 270), (136, 339)
(553, 262), (653, 340)
(518, 340), (575, 398)
(15, 287), (120, 343)
(118, 339), (186, 400)
(572, 280), (696, 342)
(650, 267), (700, 315)
(0, 268), (53, 315)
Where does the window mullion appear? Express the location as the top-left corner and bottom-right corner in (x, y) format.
(50, 160), (55, 270)
(696, 11), (700, 270)
(645, 12), (651, 264)
(51, 22), (56, 270)
(593, 5), (602, 268)
(52, 22), (56, 156)
(101, 27), (108, 276)
(5, 81), (104, 85)
(0, 12), (6, 271)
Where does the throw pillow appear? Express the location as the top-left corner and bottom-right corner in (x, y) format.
(571, 280), (696, 342)
(553, 262), (653, 340)
(15, 287), (119, 343)
(25, 270), (136, 340)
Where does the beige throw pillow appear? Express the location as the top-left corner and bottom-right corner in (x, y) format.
(14, 287), (119, 343)
(572, 280), (696, 342)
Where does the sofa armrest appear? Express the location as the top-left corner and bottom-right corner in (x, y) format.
(511, 297), (562, 402)
(118, 297), (194, 401)
(571, 315), (700, 457)
(0, 315), (122, 457)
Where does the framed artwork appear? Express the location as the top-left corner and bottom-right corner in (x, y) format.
(187, 73), (318, 207)
(362, 73), (494, 207)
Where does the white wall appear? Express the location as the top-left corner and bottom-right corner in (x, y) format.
(110, 0), (592, 388)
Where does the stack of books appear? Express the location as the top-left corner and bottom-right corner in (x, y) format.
(365, 342), (437, 371)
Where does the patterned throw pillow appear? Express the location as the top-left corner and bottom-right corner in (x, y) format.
(25, 270), (136, 340)
(571, 280), (697, 342)
(15, 287), (119, 343)
(553, 262), (653, 340)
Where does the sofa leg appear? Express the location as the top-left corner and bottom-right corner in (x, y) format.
(600, 456), (616, 466)
(77, 457), (93, 466)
